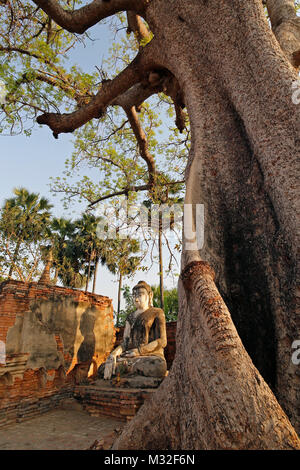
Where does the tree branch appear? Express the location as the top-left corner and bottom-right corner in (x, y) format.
(36, 42), (157, 137)
(88, 184), (150, 206)
(124, 105), (157, 186)
(114, 71), (187, 133)
(161, 74), (187, 133)
(266, 0), (300, 68)
(0, 46), (92, 105)
(31, 0), (147, 34)
(88, 180), (185, 206)
(0, 45), (67, 76)
(111, 82), (162, 109)
(126, 11), (152, 45)
(2, 239), (25, 282)
(5, 70), (90, 109)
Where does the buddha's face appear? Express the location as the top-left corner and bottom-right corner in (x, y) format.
(133, 287), (149, 311)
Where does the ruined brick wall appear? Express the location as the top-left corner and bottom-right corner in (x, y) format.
(164, 322), (177, 370)
(0, 280), (115, 427)
(0, 357), (74, 427)
(115, 321), (177, 370)
(74, 383), (154, 422)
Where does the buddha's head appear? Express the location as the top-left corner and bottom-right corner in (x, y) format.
(132, 281), (153, 311)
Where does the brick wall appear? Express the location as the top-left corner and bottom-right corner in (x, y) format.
(0, 280), (178, 427)
(0, 280), (115, 427)
(0, 280), (112, 342)
(0, 358), (74, 427)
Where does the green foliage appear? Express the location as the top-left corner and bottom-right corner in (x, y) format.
(0, 187), (53, 281)
(48, 213), (112, 290)
(0, 4), (187, 304)
(118, 285), (136, 326)
(118, 283), (178, 326)
(0, 0), (98, 135)
(105, 238), (141, 278)
(152, 285), (178, 322)
(0, 4), (187, 293)
(46, 216), (86, 288)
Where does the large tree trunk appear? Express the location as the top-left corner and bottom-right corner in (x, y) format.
(113, 0), (300, 449)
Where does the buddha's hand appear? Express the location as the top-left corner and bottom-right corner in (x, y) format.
(103, 354), (116, 380)
(123, 348), (139, 358)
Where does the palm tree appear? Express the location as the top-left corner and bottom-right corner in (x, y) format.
(74, 213), (107, 293)
(46, 217), (75, 285)
(0, 187), (52, 279)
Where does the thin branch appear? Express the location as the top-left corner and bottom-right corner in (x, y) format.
(88, 184), (150, 206)
(163, 231), (180, 268)
(36, 42), (157, 137)
(0, 46), (91, 104)
(0, 45), (57, 68)
(88, 180), (185, 206)
(92, 118), (129, 143)
(25, 256), (41, 283)
(2, 239), (25, 282)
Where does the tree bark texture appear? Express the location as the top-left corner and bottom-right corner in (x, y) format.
(113, 0), (300, 448)
(114, 262), (299, 449)
(266, 0), (300, 68)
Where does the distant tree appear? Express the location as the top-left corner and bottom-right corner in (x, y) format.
(47, 217), (75, 284)
(43, 216), (88, 288)
(142, 181), (183, 311)
(106, 238), (142, 326)
(0, 187), (52, 281)
(118, 285), (136, 327)
(152, 285), (178, 322)
(74, 213), (108, 293)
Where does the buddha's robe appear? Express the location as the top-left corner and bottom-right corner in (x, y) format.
(118, 307), (167, 378)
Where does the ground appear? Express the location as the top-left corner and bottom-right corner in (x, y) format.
(0, 399), (124, 450)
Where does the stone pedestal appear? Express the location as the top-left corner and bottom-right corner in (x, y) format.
(74, 380), (155, 421)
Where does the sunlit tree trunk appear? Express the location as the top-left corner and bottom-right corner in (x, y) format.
(113, 0), (300, 449)
(29, 0), (300, 449)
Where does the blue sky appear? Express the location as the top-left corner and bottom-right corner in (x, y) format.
(0, 20), (181, 311)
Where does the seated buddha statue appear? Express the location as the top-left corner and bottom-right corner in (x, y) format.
(102, 281), (167, 383)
